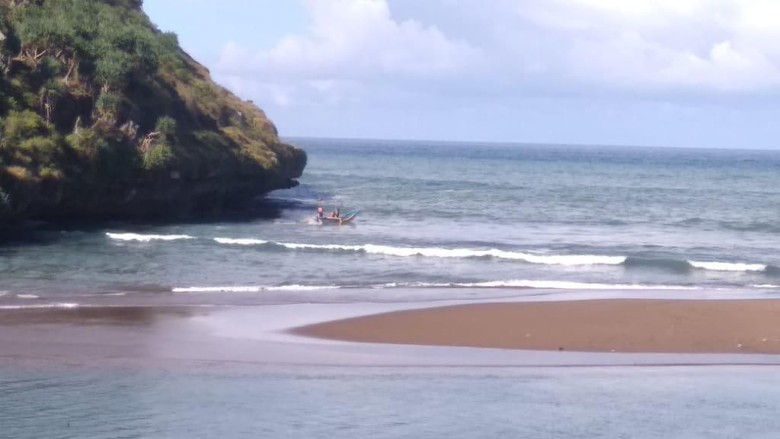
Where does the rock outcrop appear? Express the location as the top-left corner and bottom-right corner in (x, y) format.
(0, 0), (306, 223)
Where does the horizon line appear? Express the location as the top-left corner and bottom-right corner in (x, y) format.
(280, 135), (779, 153)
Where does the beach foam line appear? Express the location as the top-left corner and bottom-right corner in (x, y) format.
(375, 280), (698, 290)
(172, 285), (340, 293)
(0, 303), (80, 310)
(16, 294), (39, 299)
(173, 286), (263, 293)
(458, 280), (699, 290)
(751, 284), (780, 289)
(214, 237), (268, 245)
(688, 260), (767, 272)
(107, 232), (195, 242)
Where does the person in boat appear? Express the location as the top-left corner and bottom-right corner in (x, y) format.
(330, 208), (340, 218)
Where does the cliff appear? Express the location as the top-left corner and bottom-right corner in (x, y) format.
(0, 0), (306, 223)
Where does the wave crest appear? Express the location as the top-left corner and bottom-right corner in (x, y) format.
(214, 237), (269, 245)
(212, 238), (774, 274)
(688, 260), (767, 272)
(214, 238), (625, 266)
(107, 233), (194, 242)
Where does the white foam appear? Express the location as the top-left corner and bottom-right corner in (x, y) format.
(271, 241), (625, 266)
(0, 303), (79, 310)
(173, 286), (263, 293)
(16, 294), (39, 299)
(371, 282), (452, 289)
(214, 237), (268, 245)
(688, 260), (767, 272)
(172, 285), (339, 293)
(751, 284), (780, 289)
(457, 280), (698, 290)
(107, 233), (195, 242)
(266, 285), (340, 291)
(372, 280), (696, 290)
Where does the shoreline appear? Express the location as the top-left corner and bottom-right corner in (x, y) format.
(293, 299), (780, 354)
(4, 298), (780, 370)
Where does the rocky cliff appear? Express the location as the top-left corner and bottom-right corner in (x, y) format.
(0, 0), (306, 223)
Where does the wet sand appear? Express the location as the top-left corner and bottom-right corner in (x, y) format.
(4, 303), (780, 439)
(4, 299), (780, 371)
(294, 299), (780, 354)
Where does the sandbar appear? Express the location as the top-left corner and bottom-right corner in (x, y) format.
(293, 299), (780, 354)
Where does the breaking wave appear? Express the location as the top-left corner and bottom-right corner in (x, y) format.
(214, 237), (269, 245)
(215, 238), (625, 266)
(107, 233), (195, 242)
(214, 238), (777, 274)
(688, 261), (767, 272)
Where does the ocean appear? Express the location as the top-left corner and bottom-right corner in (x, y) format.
(1, 138), (780, 304)
(3, 138), (780, 438)
(3, 366), (780, 439)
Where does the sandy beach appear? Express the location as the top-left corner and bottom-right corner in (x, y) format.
(294, 299), (780, 354)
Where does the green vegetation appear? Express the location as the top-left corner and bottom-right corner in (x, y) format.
(0, 0), (306, 223)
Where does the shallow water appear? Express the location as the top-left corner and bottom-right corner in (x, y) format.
(2, 366), (779, 439)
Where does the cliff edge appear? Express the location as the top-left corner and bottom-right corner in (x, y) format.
(0, 0), (306, 223)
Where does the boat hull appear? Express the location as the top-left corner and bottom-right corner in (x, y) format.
(316, 210), (359, 225)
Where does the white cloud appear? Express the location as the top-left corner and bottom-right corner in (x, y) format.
(531, 0), (780, 92)
(216, 0), (482, 106)
(216, 0), (780, 108)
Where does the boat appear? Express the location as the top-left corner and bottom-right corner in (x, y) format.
(316, 209), (359, 225)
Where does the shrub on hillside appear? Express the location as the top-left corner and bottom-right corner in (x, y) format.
(66, 127), (108, 162)
(142, 142), (173, 170)
(1, 110), (51, 146)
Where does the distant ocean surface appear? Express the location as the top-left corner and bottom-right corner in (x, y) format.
(2, 138), (780, 304)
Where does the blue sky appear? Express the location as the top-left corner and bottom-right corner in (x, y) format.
(144, 1), (780, 149)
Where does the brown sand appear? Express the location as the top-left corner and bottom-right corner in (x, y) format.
(294, 299), (780, 354)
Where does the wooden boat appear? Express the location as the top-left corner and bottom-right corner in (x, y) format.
(317, 210), (359, 225)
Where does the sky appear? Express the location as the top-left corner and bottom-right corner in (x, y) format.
(143, 0), (780, 149)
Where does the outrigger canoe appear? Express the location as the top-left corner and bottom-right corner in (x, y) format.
(316, 210), (359, 225)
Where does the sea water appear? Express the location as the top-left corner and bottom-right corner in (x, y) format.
(1, 138), (780, 302)
(3, 139), (780, 438)
(2, 366), (780, 439)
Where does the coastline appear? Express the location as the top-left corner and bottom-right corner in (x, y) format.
(4, 296), (780, 371)
(294, 299), (780, 354)
(3, 298), (780, 438)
